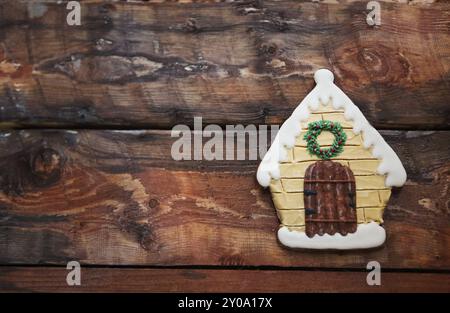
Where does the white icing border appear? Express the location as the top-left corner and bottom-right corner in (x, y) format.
(257, 69), (407, 188)
(278, 222), (386, 250)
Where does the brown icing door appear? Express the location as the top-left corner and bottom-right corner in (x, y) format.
(304, 161), (357, 237)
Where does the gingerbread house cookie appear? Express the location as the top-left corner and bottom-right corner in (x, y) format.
(257, 69), (406, 250)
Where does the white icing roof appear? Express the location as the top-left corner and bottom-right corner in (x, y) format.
(257, 69), (407, 188)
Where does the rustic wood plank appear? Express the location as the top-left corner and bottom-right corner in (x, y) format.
(0, 1), (449, 129)
(0, 267), (448, 292)
(0, 130), (448, 269)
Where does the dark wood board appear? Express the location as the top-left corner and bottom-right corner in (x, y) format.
(1, 267), (449, 293)
(0, 129), (448, 269)
(0, 1), (449, 129)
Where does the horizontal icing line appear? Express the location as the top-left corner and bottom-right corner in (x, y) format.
(290, 143), (372, 151)
(272, 185), (391, 188)
(283, 221), (377, 227)
(294, 144), (361, 147)
(283, 222), (371, 228)
(282, 219), (382, 223)
(273, 189), (389, 194)
(280, 175), (386, 179)
(272, 191), (296, 195)
(301, 126), (353, 129)
(276, 205), (386, 211)
(291, 158), (379, 161)
(286, 158), (378, 161)
(355, 174), (386, 176)
(310, 111), (345, 114)
(295, 143), (361, 145)
(277, 208), (304, 210)
(281, 189), (389, 193)
(272, 191), (303, 194)
(347, 174), (379, 176)
(279, 175), (378, 178)
(278, 209), (305, 211)
(280, 185), (389, 188)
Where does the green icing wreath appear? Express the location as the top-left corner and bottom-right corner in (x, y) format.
(303, 120), (347, 160)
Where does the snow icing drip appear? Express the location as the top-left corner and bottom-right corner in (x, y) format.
(257, 69), (407, 188)
(278, 221), (386, 249)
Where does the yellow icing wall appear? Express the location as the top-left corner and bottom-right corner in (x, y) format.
(269, 102), (391, 231)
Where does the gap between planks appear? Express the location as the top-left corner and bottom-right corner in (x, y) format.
(1, 264), (450, 274)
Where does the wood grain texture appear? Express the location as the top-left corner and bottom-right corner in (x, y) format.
(0, 1), (449, 129)
(1, 267), (449, 293)
(0, 0), (447, 293)
(0, 129), (448, 269)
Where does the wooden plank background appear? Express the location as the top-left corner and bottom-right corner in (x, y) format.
(1, 267), (449, 292)
(0, 0), (449, 292)
(1, 0), (449, 129)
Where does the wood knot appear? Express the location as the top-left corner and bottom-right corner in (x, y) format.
(149, 198), (159, 208)
(358, 46), (410, 84)
(334, 44), (411, 88)
(358, 48), (387, 76)
(259, 43), (278, 57)
(102, 15), (112, 25)
(272, 17), (288, 32)
(31, 148), (63, 187)
(184, 18), (199, 33)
